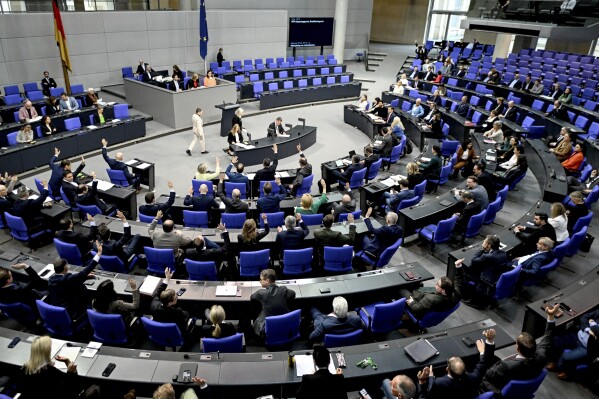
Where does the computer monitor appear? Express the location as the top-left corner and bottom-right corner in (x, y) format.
(348, 150), (356, 158)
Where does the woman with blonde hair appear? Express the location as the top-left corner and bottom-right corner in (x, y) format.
(390, 116), (405, 138)
(202, 305), (236, 338)
(392, 80), (405, 95)
(226, 123), (243, 155)
(358, 94), (368, 110)
(406, 162), (424, 189)
(399, 73), (409, 86)
(232, 107), (244, 130)
(18, 336), (79, 399)
(294, 179), (328, 214)
(549, 202), (569, 243)
(185, 73), (201, 90)
(195, 157), (221, 180)
(237, 214), (270, 251)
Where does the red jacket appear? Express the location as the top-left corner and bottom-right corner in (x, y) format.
(561, 151), (583, 171)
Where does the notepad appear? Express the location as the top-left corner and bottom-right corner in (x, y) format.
(246, 173), (256, 180)
(87, 180), (115, 191)
(136, 163), (151, 169)
(420, 157), (431, 162)
(38, 264), (55, 279)
(295, 354), (336, 377)
(215, 285), (237, 297)
(278, 171), (290, 178)
(139, 275), (161, 295)
(55, 346), (80, 370)
(125, 159), (138, 166)
(51, 339), (65, 358)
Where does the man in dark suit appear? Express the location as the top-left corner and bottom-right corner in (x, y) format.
(417, 329), (497, 399)
(11, 182), (51, 231)
(268, 117), (286, 136)
(455, 65), (466, 78)
(384, 105), (398, 126)
(514, 212), (557, 255)
(217, 177), (249, 214)
(225, 156), (250, 192)
(48, 243), (101, 318)
(289, 144), (313, 197)
(141, 64), (155, 82)
(184, 227), (230, 272)
(75, 174), (114, 215)
(400, 262), (464, 319)
(61, 170), (80, 205)
(0, 262), (45, 308)
(97, 210), (142, 264)
(521, 74), (534, 91)
(257, 178), (287, 214)
(55, 214), (97, 258)
(412, 75), (424, 90)
(328, 188), (356, 221)
(473, 163), (496, 201)
(409, 65), (420, 79)
(361, 207), (402, 257)
(481, 304), (559, 394)
(308, 296), (362, 342)
(499, 100), (517, 122)
(250, 268), (296, 337)
(253, 144), (278, 190)
(0, 176), (17, 216)
(184, 184), (219, 212)
(296, 345), (346, 399)
(506, 72), (523, 89)
(374, 127), (394, 158)
(381, 179), (415, 212)
(275, 214), (309, 252)
(169, 75), (185, 92)
(453, 191), (482, 234)
(135, 59), (147, 75)
(101, 139), (140, 189)
(41, 71), (57, 96)
(548, 82), (564, 100)
(150, 267), (192, 336)
(514, 237), (555, 284)
(49, 147), (85, 198)
(456, 96), (470, 117)
(363, 146), (380, 176)
(139, 181), (175, 219)
(423, 66), (435, 82)
(313, 214), (356, 266)
(545, 100), (569, 121)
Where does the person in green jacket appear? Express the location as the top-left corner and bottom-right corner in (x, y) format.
(295, 179), (328, 215)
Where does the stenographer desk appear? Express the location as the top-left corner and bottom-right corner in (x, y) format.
(259, 82), (362, 110)
(523, 266), (599, 338)
(232, 125), (317, 167)
(0, 116), (146, 175)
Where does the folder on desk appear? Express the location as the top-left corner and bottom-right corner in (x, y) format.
(136, 163), (151, 169)
(139, 275), (161, 296)
(404, 339), (439, 364)
(215, 285), (237, 297)
(278, 171), (290, 178)
(335, 160), (344, 167)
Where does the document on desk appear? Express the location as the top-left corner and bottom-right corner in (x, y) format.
(43, 196), (53, 204)
(139, 275), (162, 295)
(278, 171), (290, 178)
(486, 155), (496, 162)
(381, 177), (398, 187)
(219, 201), (226, 210)
(125, 159), (139, 166)
(136, 163), (152, 169)
(106, 102), (117, 106)
(215, 285), (237, 297)
(246, 173), (256, 180)
(87, 180), (115, 191)
(28, 116), (42, 123)
(295, 354), (335, 377)
(87, 125), (98, 130)
(55, 346), (80, 371)
(51, 339), (65, 358)
(112, 118), (121, 123)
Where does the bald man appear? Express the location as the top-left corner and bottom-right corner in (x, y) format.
(381, 374), (417, 399)
(101, 139), (140, 190)
(148, 210), (192, 260)
(18, 100), (39, 122)
(217, 174), (249, 214)
(328, 183), (356, 222)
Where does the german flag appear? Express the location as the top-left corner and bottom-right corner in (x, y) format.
(52, 0), (71, 72)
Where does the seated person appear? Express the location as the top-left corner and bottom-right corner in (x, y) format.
(363, 146), (381, 175)
(170, 74), (184, 92)
(139, 180), (175, 219)
(496, 136), (519, 162)
(381, 374), (417, 399)
(483, 121), (504, 143)
(0, 262), (45, 308)
(422, 103), (438, 124)
(374, 127), (396, 159)
(294, 179), (328, 214)
(226, 124), (244, 155)
(201, 304), (236, 339)
(455, 96), (470, 117)
(382, 178), (415, 212)
(203, 70), (217, 87)
(296, 345), (346, 399)
(498, 100), (517, 122)
(98, 210), (142, 264)
(186, 73), (201, 90)
(426, 112), (444, 139)
(60, 170), (79, 204)
(453, 141), (478, 178)
(546, 308), (599, 380)
(289, 144), (313, 197)
(58, 92), (79, 111)
(48, 243), (101, 318)
(481, 305), (559, 394)
(562, 143), (585, 175)
(549, 202), (569, 244)
(427, 90), (442, 107)
(492, 154), (528, 186)
(184, 183), (219, 212)
(18, 101), (39, 122)
(513, 212), (557, 255)
(16, 124), (34, 143)
(86, 88), (100, 106)
(308, 296), (362, 342)
(565, 191), (589, 232)
(369, 97), (387, 118)
(224, 156), (250, 192)
(332, 155), (364, 187)
(253, 144), (278, 186)
(268, 117), (287, 136)
(250, 268), (295, 337)
(148, 210), (192, 260)
(101, 139), (140, 189)
(513, 237), (555, 284)
(237, 215), (270, 252)
(407, 162), (424, 189)
(545, 100), (569, 122)
(93, 106), (110, 124)
(313, 214), (356, 266)
(75, 173), (115, 215)
(549, 131), (573, 162)
(11, 183), (51, 231)
(92, 279), (139, 326)
(49, 147), (85, 198)
(418, 145), (442, 185)
(545, 126), (568, 148)
(360, 207), (402, 258)
(140, 64), (155, 82)
(150, 267), (193, 336)
(217, 175), (249, 214)
(185, 226), (230, 272)
(453, 191), (482, 235)
(275, 214), (309, 251)
(55, 215), (97, 258)
(40, 115), (57, 136)
(400, 261), (463, 319)
(410, 98), (425, 118)
(195, 158), (221, 180)
(453, 175), (489, 209)
(328, 185), (356, 221)
(257, 178), (287, 214)
(567, 168), (598, 194)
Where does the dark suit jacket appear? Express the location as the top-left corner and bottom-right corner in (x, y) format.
(507, 79), (523, 90)
(296, 369), (346, 399)
(456, 70), (466, 78)
(225, 163), (250, 191)
(522, 80), (534, 91)
(549, 88), (564, 99)
(276, 221), (309, 251)
(0, 196), (14, 216)
(364, 154), (380, 176)
(387, 189), (415, 210)
(183, 194), (219, 212)
(0, 266), (45, 307)
(408, 173), (424, 189)
(11, 189), (49, 227)
(253, 153), (278, 183)
(502, 106), (517, 122)
(469, 249), (509, 284)
(41, 77), (57, 96)
(185, 79), (200, 90)
(341, 163), (364, 182)
(309, 310), (363, 341)
(409, 267), (463, 318)
(75, 180), (108, 214)
(477, 171), (496, 200)
(184, 232), (230, 265)
(549, 105), (569, 122)
(456, 201), (482, 232)
(363, 218), (402, 255)
(48, 257), (97, 316)
(101, 225), (132, 261)
(169, 79), (185, 92)
(257, 187), (287, 214)
(292, 156), (313, 188)
(102, 147), (136, 184)
(516, 223), (557, 254)
(217, 183), (249, 214)
(139, 191), (175, 217)
(150, 282), (189, 334)
(331, 199), (356, 222)
(49, 155), (84, 197)
(250, 284), (296, 336)
(420, 341), (495, 399)
(268, 122), (285, 136)
(56, 224), (97, 257)
(237, 225), (270, 252)
(61, 181), (77, 204)
(518, 250), (555, 277)
(456, 102), (470, 117)
(135, 64), (147, 74)
(424, 71), (435, 81)
(482, 321), (555, 394)
(565, 203), (589, 231)
(314, 225), (356, 264)
(420, 155), (442, 178)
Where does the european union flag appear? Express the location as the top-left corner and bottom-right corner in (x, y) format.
(199, 0), (208, 60)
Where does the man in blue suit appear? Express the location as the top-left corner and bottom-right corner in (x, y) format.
(101, 139), (140, 190)
(361, 207), (403, 257)
(225, 156), (250, 193)
(139, 180), (175, 219)
(257, 178), (287, 214)
(0, 262), (45, 308)
(184, 184), (219, 211)
(515, 237), (555, 284)
(417, 328), (497, 399)
(381, 179), (415, 212)
(97, 211), (142, 264)
(48, 147), (85, 198)
(308, 296), (363, 342)
(330, 155), (364, 187)
(275, 214), (309, 252)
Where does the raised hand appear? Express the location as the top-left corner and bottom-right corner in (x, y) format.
(128, 278), (137, 290)
(347, 213), (354, 223)
(95, 241), (103, 255)
(273, 143), (278, 153)
(101, 138), (108, 147)
(297, 143), (302, 152)
(156, 210), (163, 220)
(86, 213), (94, 222)
(116, 210), (126, 221)
(167, 181), (174, 189)
(54, 147), (60, 156)
(482, 329), (496, 342)
(365, 207), (373, 218)
(188, 186), (194, 195)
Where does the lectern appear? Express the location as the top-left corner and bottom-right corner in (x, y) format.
(215, 103), (240, 137)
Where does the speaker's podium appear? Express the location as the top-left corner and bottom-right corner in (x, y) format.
(215, 103), (240, 137)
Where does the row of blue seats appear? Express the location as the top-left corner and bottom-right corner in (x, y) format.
(236, 66), (346, 85)
(3, 84), (87, 106)
(209, 54), (339, 72)
(252, 75), (352, 98)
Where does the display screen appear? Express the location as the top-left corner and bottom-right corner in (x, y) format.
(288, 17), (334, 47)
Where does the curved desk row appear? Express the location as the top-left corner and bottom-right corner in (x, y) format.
(0, 91), (92, 125)
(0, 116), (147, 176)
(259, 82), (362, 111)
(240, 73), (354, 100)
(0, 318), (512, 397)
(343, 105), (386, 139)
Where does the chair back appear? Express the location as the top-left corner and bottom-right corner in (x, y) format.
(221, 213), (246, 229)
(87, 309), (127, 345)
(376, 237), (403, 268)
(410, 302), (460, 329)
(202, 333), (244, 353)
(106, 169), (130, 187)
(367, 158), (383, 180)
(98, 254), (132, 274)
(139, 213), (159, 224)
(23, 81), (39, 93)
(434, 215), (458, 243)
(323, 246), (353, 273)
(370, 298), (406, 333)
(440, 140), (459, 157)
(565, 226), (587, 257)
(59, 187), (77, 209)
(397, 196), (420, 211)
(347, 168), (367, 190)
(324, 329), (363, 347)
(225, 182), (247, 199)
(0, 302), (37, 326)
(6, 132), (18, 146)
(497, 185), (509, 209)
(64, 117), (81, 131)
(438, 164), (452, 186)
(144, 247), (176, 276)
(192, 179), (214, 197)
(183, 210), (209, 228)
(464, 210), (486, 238)
(5, 213), (31, 241)
(524, 258), (559, 286)
(28, 91), (44, 101)
(239, 249), (270, 278)
(414, 180), (427, 200)
(509, 172), (526, 190)
(114, 104), (129, 119)
(70, 84), (84, 95)
(553, 238), (569, 264)
(301, 213), (323, 226)
(141, 317), (184, 350)
(77, 203), (103, 217)
(54, 238), (84, 266)
(36, 300), (76, 337)
(483, 197), (502, 225)
(260, 212), (284, 228)
(495, 265), (521, 300)
(383, 143), (403, 164)
(264, 309), (301, 347)
(4, 94), (23, 105)
(296, 175), (314, 197)
(572, 211), (593, 232)
(338, 210), (361, 222)
(500, 369), (548, 399)
(185, 259), (218, 281)
(122, 67), (134, 78)
(584, 186), (599, 207)
(283, 248), (313, 276)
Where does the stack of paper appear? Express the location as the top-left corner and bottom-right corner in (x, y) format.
(87, 180), (115, 191)
(125, 159), (138, 166)
(81, 342), (102, 358)
(420, 157), (431, 163)
(137, 163), (151, 169)
(295, 354), (335, 377)
(55, 346), (80, 370)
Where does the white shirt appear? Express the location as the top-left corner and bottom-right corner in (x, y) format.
(549, 214), (569, 242)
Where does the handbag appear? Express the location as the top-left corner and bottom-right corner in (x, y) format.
(580, 233), (594, 252)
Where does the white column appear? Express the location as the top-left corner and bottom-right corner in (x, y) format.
(493, 33), (513, 61)
(179, 0), (192, 10)
(333, 0), (349, 63)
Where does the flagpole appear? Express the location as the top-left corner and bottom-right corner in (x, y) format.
(62, 61), (72, 96)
